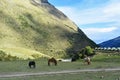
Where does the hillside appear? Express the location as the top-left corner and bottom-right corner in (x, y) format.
(0, 0), (96, 59)
(99, 36), (120, 47)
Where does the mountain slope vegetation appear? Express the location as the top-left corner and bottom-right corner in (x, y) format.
(0, 0), (96, 59)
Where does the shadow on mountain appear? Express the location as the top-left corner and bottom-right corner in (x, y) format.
(65, 27), (97, 56)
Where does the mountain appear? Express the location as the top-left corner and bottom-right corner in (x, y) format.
(99, 36), (120, 47)
(0, 0), (96, 59)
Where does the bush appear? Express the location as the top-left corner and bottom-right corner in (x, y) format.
(79, 46), (95, 59)
(18, 15), (30, 28)
(0, 50), (20, 61)
(85, 46), (95, 56)
(0, 50), (6, 61)
(71, 53), (79, 62)
(31, 54), (41, 59)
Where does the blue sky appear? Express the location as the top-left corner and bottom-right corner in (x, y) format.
(49, 0), (120, 44)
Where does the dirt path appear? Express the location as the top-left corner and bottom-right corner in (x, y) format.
(0, 68), (120, 78)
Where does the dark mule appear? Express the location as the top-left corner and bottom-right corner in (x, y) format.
(28, 61), (36, 68)
(48, 57), (57, 66)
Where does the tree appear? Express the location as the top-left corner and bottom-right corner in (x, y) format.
(85, 46), (94, 56)
(79, 46), (95, 59)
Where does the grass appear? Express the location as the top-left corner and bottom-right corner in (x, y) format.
(0, 71), (120, 80)
(0, 62), (120, 80)
(0, 47), (50, 60)
(0, 51), (120, 72)
(0, 0), (76, 49)
(92, 51), (120, 62)
(0, 51), (120, 80)
(0, 0), (119, 79)
(0, 0), (96, 59)
(0, 56), (120, 73)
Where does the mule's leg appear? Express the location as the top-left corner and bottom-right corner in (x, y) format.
(29, 63), (31, 68)
(87, 61), (89, 65)
(33, 64), (36, 68)
(48, 61), (50, 66)
(29, 64), (31, 68)
(55, 61), (57, 66)
(87, 61), (91, 65)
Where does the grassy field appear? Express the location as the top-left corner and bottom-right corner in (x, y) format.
(0, 51), (120, 80)
(0, 59), (120, 73)
(0, 71), (120, 80)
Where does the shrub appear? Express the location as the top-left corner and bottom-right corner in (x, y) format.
(18, 15), (30, 28)
(0, 50), (6, 61)
(0, 50), (20, 61)
(31, 54), (41, 59)
(85, 46), (95, 56)
(79, 46), (95, 59)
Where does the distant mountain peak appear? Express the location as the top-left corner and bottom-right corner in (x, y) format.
(114, 36), (120, 40)
(99, 36), (120, 47)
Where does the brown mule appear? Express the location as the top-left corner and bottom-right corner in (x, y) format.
(48, 57), (57, 66)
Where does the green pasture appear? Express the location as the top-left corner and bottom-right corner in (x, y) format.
(0, 59), (120, 73)
(0, 51), (120, 73)
(0, 51), (120, 80)
(0, 71), (120, 80)
(92, 51), (120, 62)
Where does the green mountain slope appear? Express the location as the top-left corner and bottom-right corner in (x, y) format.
(0, 0), (96, 59)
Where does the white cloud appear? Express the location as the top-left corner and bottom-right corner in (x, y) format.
(56, 0), (120, 25)
(104, 3), (120, 16)
(55, 0), (120, 43)
(81, 27), (118, 43)
(82, 27), (117, 33)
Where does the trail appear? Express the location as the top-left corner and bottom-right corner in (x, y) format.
(0, 68), (120, 78)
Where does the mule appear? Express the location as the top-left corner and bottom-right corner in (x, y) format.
(28, 61), (36, 68)
(48, 57), (57, 66)
(84, 57), (91, 65)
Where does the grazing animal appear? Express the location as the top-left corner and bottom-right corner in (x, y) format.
(48, 57), (57, 66)
(84, 57), (91, 65)
(28, 61), (36, 68)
